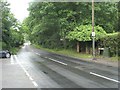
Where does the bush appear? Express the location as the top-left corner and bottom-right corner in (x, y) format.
(99, 33), (119, 57)
(118, 33), (120, 57)
(1, 42), (8, 50)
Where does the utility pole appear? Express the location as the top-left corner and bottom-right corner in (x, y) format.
(92, 0), (96, 60)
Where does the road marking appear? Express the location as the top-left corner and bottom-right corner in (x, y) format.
(25, 72), (31, 77)
(90, 72), (120, 83)
(14, 55), (30, 77)
(29, 77), (34, 81)
(10, 55), (14, 64)
(48, 58), (67, 66)
(44, 57), (48, 58)
(32, 81), (38, 87)
(14, 55), (38, 87)
(35, 53), (41, 55)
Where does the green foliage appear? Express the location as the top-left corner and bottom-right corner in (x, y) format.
(24, 2), (118, 52)
(94, 2), (118, 33)
(25, 2), (61, 49)
(118, 32), (120, 57)
(66, 25), (107, 41)
(99, 32), (119, 57)
(10, 28), (24, 47)
(1, 1), (24, 50)
(0, 42), (7, 50)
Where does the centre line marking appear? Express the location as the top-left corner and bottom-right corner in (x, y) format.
(48, 58), (67, 66)
(90, 72), (120, 83)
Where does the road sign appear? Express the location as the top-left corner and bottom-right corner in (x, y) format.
(92, 32), (95, 37)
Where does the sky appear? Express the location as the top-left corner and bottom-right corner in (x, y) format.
(7, 0), (32, 22)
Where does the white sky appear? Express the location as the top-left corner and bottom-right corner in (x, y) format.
(7, 0), (32, 22)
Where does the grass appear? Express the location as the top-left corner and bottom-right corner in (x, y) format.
(33, 44), (119, 61)
(33, 44), (93, 59)
(97, 56), (119, 61)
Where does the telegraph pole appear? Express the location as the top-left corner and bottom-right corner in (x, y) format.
(92, 0), (96, 60)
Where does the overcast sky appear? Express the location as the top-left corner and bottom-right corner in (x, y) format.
(7, 0), (32, 22)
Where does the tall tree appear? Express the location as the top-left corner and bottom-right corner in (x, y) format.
(25, 2), (118, 50)
(1, 1), (24, 50)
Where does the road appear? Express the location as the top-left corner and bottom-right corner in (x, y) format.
(1, 45), (120, 89)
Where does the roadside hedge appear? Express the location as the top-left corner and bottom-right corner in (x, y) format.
(99, 33), (119, 57)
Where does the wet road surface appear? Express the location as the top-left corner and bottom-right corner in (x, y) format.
(1, 45), (119, 89)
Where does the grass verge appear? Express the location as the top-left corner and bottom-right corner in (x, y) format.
(33, 44), (118, 61)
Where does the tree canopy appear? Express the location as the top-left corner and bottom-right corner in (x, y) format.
(66, 25), (107, 41)
(1, 1), (24, 50)
(24, 2), (118, 49)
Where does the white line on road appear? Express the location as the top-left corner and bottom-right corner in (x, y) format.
(35, 53), (41, 55)
(44, 57), (48, 58)
(10, 55), (14, 64)
(32, 81), (38, 87)
(90, 72), (120, 83)
(48, 58), (67, 66)
(14, 55), (38, 87)
(29, 77), (34, 81)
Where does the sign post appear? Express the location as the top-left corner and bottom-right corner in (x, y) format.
(92, 0), (96, 60)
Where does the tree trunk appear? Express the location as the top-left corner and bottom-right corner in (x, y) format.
(77, 41), (79, 53)
(85, 42), (89, 54)
(63, 39), (66, 49)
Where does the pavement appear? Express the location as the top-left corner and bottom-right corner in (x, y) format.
(1, 57), (35, 88)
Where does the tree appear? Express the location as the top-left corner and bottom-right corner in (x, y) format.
(25, 2), (118, 52)
(1, 1), (24, 50)
(66, 25), (107, 53)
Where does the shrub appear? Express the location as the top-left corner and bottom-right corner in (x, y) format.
(99, 32), (119, 57)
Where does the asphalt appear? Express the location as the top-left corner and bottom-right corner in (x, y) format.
(1, 45), (119, 89)
(1, 56), (35, 88)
